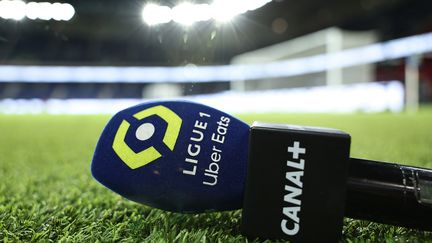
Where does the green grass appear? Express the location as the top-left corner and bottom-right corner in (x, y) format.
(1, 109), (432, 242)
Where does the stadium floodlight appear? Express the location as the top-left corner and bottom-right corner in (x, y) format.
(171, 3), (212, 26)
(142, 0), (272, 26)
(0, 0), (26, 20)
(25, 2), (40, 20)
(142, 3), (172, 26)
(0, 0), (74, 21)
(37, 2), (53, 20)
(56, 3), (75, 21)
(211, 0), (239, 22)
(193, 4), (212, 22)
(172, 3), (198, 26)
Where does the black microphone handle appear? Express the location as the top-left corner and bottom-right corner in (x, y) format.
(346, 158), (432, 230)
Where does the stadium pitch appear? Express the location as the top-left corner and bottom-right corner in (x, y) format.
(1, 109), (432, 242)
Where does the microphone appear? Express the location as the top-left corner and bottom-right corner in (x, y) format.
(345, 158), (432, 230)
(91, 100), (432, 231)
(91, 100), (249, 212)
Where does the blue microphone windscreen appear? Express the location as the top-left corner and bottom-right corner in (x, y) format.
(91, 100), (249, 212)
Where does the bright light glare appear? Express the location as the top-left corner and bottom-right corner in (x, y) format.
(142, 0), (272, 25)
(0, 0), (26, 20)
(193, 4), (212, 22)
(142, 4), (172, 25)
(211, 0), (271, 22)
(211, 0), (241, 22)
(172, 3), (212, 25)
(0, 0), (74, 21)
(37, 2), (52, 20)
(172, 3), (198, 26)
(52, 3), (65, 21)
(211, 10), (236, 22)
(25, 2), (39, 20)
(56, 3), (75, 21)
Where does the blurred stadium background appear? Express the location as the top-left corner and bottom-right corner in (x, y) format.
(0, 0), (431, 114)
(2, 1), (432, 241)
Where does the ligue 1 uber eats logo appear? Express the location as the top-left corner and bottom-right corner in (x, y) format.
(112, 105), (182, 169)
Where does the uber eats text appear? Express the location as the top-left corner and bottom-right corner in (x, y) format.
(182, 112), (230, 186)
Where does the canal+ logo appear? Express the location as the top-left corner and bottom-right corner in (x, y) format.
(112, 105), (182, 169)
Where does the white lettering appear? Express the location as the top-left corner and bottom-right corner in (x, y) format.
(281, 219), (299, 236)
(199, 112), (210, 118)
(194, 120), (207, 130)
(183, 112), (209, 177)
(281, 141), (306, 236)
(211, 133), (225, 144)
(190, 129), (204, 142)
(284, 185), (302, 205)
(287, 159), (305, 170)
(283, 206), (300, 223)
(203, 172), (218, 186)
(182, 165), (196, 175)
(187, 144), (200, 156)
(286, 171), (304, 188)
